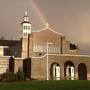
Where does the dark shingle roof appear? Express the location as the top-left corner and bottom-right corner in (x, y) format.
(21, 21), (30, 24)
(0, 40), (20, 46)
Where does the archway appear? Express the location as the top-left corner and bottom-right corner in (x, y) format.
(64, 61), (74, 80)
(50, 62), (60, 80)
(78, 63), (87, 80)
(23, 58), (31, 79)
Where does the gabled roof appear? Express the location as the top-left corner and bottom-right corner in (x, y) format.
(33, 27), (63, 36)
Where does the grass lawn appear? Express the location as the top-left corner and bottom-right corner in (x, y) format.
(0, 80), (90, 90)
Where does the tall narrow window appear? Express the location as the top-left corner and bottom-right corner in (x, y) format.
(24, 26), (26, 29)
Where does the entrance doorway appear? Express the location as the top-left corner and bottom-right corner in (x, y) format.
(23, 58), (31, 79)
(50, 62), (60, 80)
(9, 56), (15, 73)
(78, 63), (87, 80)
(64, 61), (74, 80)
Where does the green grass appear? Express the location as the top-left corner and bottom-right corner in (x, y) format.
(0, 80), (90, 90)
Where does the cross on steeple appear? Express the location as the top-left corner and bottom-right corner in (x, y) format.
(46, 22), (49, 28)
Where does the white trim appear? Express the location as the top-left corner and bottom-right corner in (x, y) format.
(48, 54), (90, 57)
(31, 53), (90, 58)
(70, 50), (77, 52)
(32, 54), (47, 59)
(0, 56), (10, 59)
(0, 56), (24, 60)
(15, 57), (24, 60)
(0, 46), (9, 48)
(33, 27), (46, 33)
(33, 27), (63, 36)
(0, 54), (87, 59)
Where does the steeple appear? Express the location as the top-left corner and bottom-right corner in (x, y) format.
(20, 11), (32, 38)
(46, 22), (49, 28)
(21, 11), (32, 58)
(25, 11), (28, 16)
(24, 11), (29, 22)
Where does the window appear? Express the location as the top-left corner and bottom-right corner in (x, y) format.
(26, 33), (27, 36)
(23, 26), (28, 30)
(24, 33), (27, 36)
(26, 26), (27, 29)
(24, 33), (26, 36)
(24, 26), (26, 29)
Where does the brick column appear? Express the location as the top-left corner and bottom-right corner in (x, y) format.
(74, 65), (78, 80)
(61, 64), (64, 80)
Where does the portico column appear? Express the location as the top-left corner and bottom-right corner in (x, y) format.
(61, 64), (64, 80)
(74, 65), (78, 80)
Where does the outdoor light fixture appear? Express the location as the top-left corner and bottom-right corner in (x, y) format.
(46, 42), (53, 80)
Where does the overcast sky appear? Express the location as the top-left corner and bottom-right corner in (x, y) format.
(0, 0), (90, 55)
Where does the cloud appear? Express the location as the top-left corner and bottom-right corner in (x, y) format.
(0, 0), (90, 54)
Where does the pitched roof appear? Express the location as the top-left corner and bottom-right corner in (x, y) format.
(33, 27), (63, 36)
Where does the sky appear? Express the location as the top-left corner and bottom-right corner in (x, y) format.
(0, 0), (90, 55)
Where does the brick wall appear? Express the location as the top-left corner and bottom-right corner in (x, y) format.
(31, 54), (90, 80)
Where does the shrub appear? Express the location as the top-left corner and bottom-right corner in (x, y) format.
(16, 67), (24, 81)
(1, 69), (16, 82)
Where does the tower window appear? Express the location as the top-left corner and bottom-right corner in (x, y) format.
(24, 26), (28, 30)
(26, 26), (28, 29)
(26, 17), (28, 21)
(24, 26), (25, 29)
(24, 33), (25, 36)
(24, 33), (27, 36)
(25, 17), (28, 21)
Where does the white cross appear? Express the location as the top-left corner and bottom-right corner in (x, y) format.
(25, 11), (28, 16)
(46, 22), (49, 28)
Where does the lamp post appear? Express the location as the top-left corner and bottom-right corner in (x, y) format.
(46, 42), (53, 80)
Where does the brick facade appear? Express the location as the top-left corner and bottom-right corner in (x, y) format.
(20, 27), (90, 80)
(0, 26), (89, 80)
(31, 54), (90, 80)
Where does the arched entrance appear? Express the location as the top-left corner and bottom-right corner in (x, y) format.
(64, 61), (74, 80)
(23, 58), (31, 79)
(78, 63), (87, 80)
(50, 62), (60, 80)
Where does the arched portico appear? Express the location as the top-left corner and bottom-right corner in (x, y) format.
(64, 61), (74, 80)
(50, 62), (60, 80)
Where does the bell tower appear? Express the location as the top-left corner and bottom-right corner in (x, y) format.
(21, 11), (31, 38)
(20, 11), (31, 58)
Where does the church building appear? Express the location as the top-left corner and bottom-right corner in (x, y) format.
(0, 12), (90, 80)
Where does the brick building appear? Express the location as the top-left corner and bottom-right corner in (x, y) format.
(20, 12), (89, 80)
(0, 12), (90, 80)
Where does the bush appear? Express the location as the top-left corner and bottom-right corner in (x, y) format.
(16, 67), (24, 81)
(1, 69), (16, 82)
(1, 68), (25, 82)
